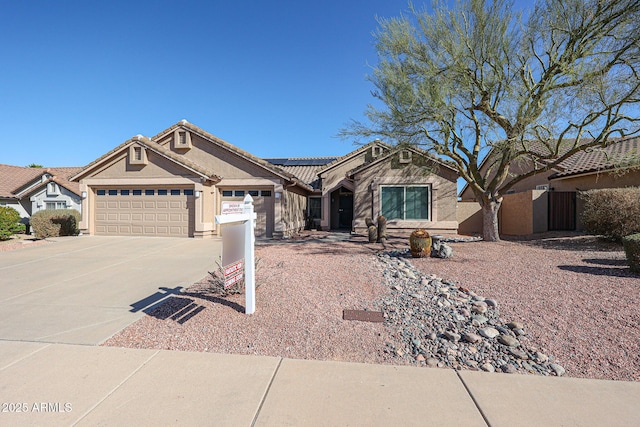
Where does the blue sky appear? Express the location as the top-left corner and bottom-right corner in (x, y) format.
(5, 1), (633, 199)
(1, 0), (417, 167)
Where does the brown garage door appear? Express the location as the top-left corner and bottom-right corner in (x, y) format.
(94, 188), (193, 237)
(221, 189), (274, 238)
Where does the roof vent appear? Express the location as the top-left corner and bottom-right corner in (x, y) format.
(180, 119), (189, 124)
(134, 134), (144, 140)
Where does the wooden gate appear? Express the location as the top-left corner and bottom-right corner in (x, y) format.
(548, 191), (576, 231)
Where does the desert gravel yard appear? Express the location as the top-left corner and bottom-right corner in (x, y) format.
(103, 232), (639, 382)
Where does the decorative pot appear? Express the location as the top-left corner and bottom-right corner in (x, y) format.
(409, 229), (432, 258)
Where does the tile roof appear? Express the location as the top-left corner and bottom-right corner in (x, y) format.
(0, 164), (44, 198)
(550, 136), (640, 178)
(264, 158), (337, 190)
(0, 165), (83, 198)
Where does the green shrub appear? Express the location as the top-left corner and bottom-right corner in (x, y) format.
(622, 233), (640, 274)
(30, 209), (81, 239)
(580, 187), (640, 241)
(0, 206), (23, 241)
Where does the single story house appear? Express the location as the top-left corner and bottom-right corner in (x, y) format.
(0, 164), (82, 224)
(458, 136), (640, 235)
(71, 120), (460, 238)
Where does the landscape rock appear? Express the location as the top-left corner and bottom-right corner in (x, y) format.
(479, 327), (500, 339)
(375, 251), (564, 378)
(498, 335), (520, 347)
(550, 364), (566, 377)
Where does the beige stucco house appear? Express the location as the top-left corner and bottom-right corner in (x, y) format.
(71, 121), (312, 238)
(317, 141), (459, 235)
(458, 136), (640, 235)
(70, 121), (460, 239)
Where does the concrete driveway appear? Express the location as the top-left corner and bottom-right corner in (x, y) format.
(0, 236), (220, 345)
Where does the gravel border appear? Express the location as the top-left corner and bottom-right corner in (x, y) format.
(103, 232), (639, 382)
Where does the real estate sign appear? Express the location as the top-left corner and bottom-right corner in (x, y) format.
(215, 195), (257, 314)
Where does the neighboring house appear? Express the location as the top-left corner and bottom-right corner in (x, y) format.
(71, 120), (460, 239)
(0, 164), (82, 225)
(458, 136), (640, 235)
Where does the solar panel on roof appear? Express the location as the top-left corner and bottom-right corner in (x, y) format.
(264, 158), (337, 166)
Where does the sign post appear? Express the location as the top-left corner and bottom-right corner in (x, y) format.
(215, 194), (257, 314)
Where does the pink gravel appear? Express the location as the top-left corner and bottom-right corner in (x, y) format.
(103, 232), (639, 382)
(406, 233), (639, 382)
(104, 240), (393, 365)
(0, 235), (48, 252)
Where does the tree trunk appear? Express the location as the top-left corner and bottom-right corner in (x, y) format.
(481, 198), (502, 242)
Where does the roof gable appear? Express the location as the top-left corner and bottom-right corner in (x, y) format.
(151, 121), (306, 186)
(317, 140), (393, 175)
(71, 135), (221, 183)
(347, 145), (458, 178)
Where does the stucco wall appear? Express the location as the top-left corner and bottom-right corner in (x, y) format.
(459, 159), (553, 201)
(501, 191), (534, 235)
(158, 133), (280, 180)
(352, 156), (458, 235)
(457, 201), (482, 235)
(282, 188), (307, 237)
(550, 170), (640, 192)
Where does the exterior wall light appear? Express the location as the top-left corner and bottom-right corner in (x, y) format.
(195, 190), (201, 198)
(81, 191), (87, 199)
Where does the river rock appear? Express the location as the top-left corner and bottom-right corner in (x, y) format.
(550, 364), (566, 376)
(444, 331), (461, 342)
(498, 335), (520, 347)
(479, 327), (500, 338)
(507, 321), (524, 330)
(462, 332), (482, 343)
(480, 363), (495, 373)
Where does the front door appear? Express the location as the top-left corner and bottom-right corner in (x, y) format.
(331, 187), (354, 230)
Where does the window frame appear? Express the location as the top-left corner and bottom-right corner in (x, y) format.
(380, 185), (431, 221)
(45, 201), (67, 210)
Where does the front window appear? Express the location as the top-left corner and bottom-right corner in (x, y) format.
(45, 201), (67, 210)
(308, 197), (321, 220)
(381, 186), (430, 220)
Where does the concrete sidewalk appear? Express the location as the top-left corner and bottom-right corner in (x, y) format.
(1, 341), (638, 426)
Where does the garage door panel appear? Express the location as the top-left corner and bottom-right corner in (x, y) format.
(221, 191), (272, 238)
(94, 190), (191, 237)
